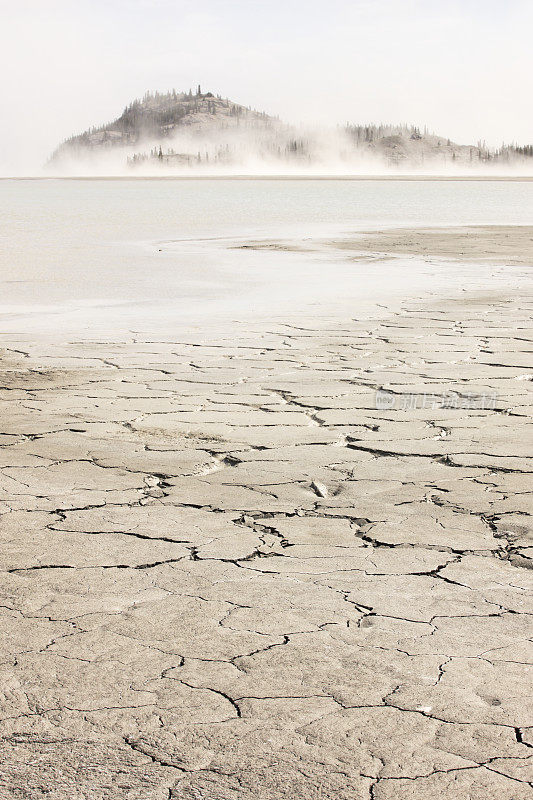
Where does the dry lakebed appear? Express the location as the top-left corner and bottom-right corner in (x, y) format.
(0, 225), (532, 799)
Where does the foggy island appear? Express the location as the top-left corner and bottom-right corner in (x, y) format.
(49, 86), (533, 176)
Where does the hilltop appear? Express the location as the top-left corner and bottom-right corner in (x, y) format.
(49, 87), (277, 164)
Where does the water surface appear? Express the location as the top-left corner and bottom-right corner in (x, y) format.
(1, 178), (531, 335)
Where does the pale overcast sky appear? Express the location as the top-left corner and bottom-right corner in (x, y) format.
(1, 0), (531, 173)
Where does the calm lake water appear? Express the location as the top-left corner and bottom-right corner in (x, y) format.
(1, 178), (532, 335)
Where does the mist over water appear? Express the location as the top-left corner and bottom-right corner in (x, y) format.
(47, 121), (533, 178)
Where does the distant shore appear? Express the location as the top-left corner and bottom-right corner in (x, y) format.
(2, 174), (533, 181)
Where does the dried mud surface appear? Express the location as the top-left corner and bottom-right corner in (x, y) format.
(330, 225), (533, 265)
(0, 229), (532, 799)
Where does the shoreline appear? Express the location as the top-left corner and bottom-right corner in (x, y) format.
(1, 226), (531, 339)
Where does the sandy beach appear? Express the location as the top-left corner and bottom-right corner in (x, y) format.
(0, 224), (532, 799)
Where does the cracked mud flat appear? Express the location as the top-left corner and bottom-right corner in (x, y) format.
(0, 226), (532, 799)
